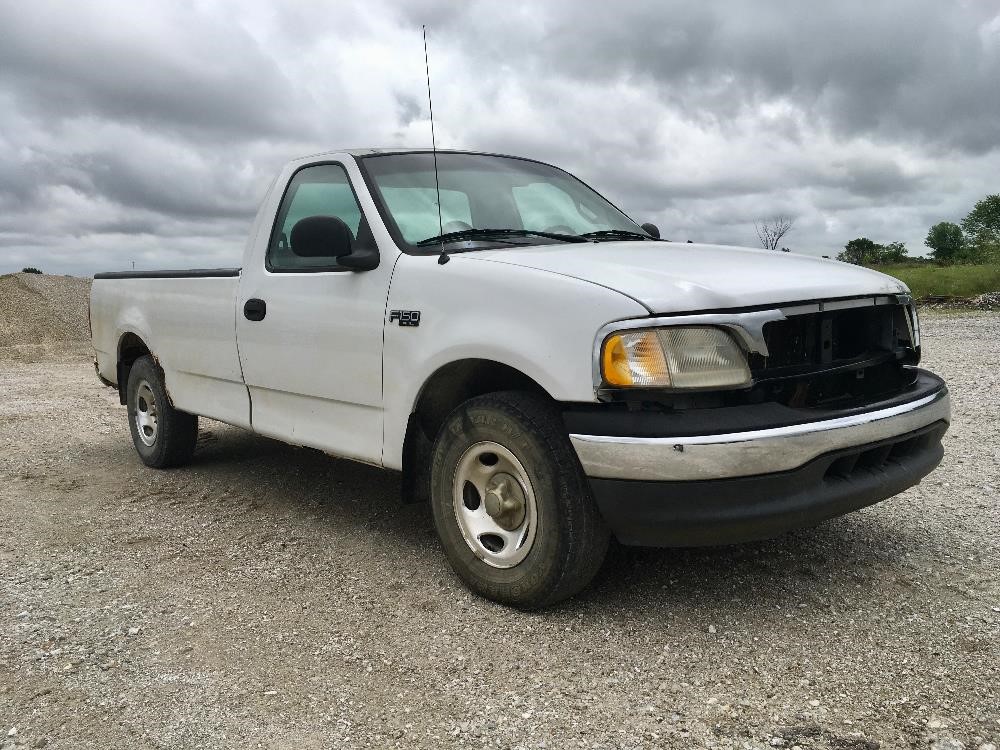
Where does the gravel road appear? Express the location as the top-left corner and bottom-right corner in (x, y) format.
(1, 313), (997, 750)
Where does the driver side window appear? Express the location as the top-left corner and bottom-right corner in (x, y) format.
(268, 164), (374, 271)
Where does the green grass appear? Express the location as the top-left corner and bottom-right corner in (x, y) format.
(871, 262), (1000, 299)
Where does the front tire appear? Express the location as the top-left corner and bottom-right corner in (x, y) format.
(126, 355), (198, 468)
(430, 391), (610, 609)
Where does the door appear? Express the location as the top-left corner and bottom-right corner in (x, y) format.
(235, 162), (393, 465)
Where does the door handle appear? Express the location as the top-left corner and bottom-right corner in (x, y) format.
(243, 298), (266, 321)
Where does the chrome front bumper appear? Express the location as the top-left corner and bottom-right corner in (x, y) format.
(570, 388), (951, 482)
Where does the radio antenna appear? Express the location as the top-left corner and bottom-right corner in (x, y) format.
(423, 25), (449, 265)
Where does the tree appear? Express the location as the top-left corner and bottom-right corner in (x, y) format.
(962, 194), (1000, 262)
(754, 216), (794, 251)
(21, 267), (42, 274)
(923, 222), (966, 264)
(879, 241), (909, 263)
(836, 238), (909, 265)
(837, 237), (880, 265)
(961, 194), (1000, 244)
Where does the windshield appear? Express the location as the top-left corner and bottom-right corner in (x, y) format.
(359, 152), (648, 250)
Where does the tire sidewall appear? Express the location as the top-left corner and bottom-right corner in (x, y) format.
(126, 357), (169, 466)
(430, 398), (574, 603)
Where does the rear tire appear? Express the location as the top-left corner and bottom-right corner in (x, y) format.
(126, 355), (198, 468)
(430, 391), (610, 609)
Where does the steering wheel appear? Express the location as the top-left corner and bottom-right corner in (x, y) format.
(441, 220), (473, 234)
(544, 225), (576, 235)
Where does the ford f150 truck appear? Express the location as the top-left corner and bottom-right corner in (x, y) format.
(90, 148), (950, 608)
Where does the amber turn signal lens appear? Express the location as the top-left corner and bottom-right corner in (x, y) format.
(601, 330), (671, 387)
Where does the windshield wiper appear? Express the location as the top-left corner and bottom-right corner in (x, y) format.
(416, 228), (589, 247)
(580, 229), (656, 242)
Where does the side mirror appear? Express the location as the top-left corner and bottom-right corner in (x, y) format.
(290, 215), (353, 259)
(641, 222), (660, 239)
(289, 215), (378, 271)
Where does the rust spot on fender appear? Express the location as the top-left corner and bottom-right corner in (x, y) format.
(149, 352), (176, 407)
(93, 357), (115, 389)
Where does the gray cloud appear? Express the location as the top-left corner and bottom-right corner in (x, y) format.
(415, 0), (1000, 153)
(0, 2), (312, 140)
(0, 0), (998, 275)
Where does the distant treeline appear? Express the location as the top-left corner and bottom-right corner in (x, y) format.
(837, 194), (1000, 266)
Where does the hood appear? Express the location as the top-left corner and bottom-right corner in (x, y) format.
(467, 242), (908, 314)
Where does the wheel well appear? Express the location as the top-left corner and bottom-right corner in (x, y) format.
(116, 332), (151, 405)
(400, 359), (551, 504)
(413, 359), (549, 440)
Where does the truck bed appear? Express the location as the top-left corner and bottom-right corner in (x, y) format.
(90, 272), (250, 429)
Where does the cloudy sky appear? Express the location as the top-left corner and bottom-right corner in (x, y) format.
(1, 0), (999, 275)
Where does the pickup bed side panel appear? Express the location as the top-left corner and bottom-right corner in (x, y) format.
(381, 253), (648, 470)
(90, 276), (250, 428)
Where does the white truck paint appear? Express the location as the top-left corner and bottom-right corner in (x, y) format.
(91, 148), (950, 607)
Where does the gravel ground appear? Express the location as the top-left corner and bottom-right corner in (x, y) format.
(1, 312), (997, 750)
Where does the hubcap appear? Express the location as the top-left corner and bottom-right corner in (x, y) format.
(483, 472), (527, 530)
(452, 441), (538, 569)
(134, 380), (158, 447)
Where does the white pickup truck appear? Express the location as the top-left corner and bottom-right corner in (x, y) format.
(91, 148), (950, 608)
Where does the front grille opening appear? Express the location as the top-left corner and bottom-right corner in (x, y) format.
(761, 305), (905, 371)
(831, 307), (883, 360)
(753, 360), (918, 410)
(745, 302), (920, 410)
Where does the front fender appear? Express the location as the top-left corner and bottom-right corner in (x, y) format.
(380, 253), (647, 469)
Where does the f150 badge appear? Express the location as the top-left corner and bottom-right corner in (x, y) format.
(389, 310), (421, 327)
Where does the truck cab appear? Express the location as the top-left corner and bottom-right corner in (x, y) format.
(91, 148), (950, 608)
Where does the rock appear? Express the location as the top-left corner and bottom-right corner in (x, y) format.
(708, 625), (717, 634)
(769, 738), (788, 747)
(127, 627), (140, 636)
(931, 740), (966, 750)
(833, 733), (880, 749)
(774, 725), (822, 742)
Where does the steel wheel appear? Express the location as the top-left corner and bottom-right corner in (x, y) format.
(452, 441), (538, 569)
(134, 380), (158, 447)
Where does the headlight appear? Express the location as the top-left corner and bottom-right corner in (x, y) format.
(601, 326), (751, 389)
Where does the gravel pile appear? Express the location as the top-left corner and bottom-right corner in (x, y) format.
(0, 312), (997, 750)
(0, 273), (92, 362)
(919, 292), (1000, 311)
(970, 292), (1000, 309)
